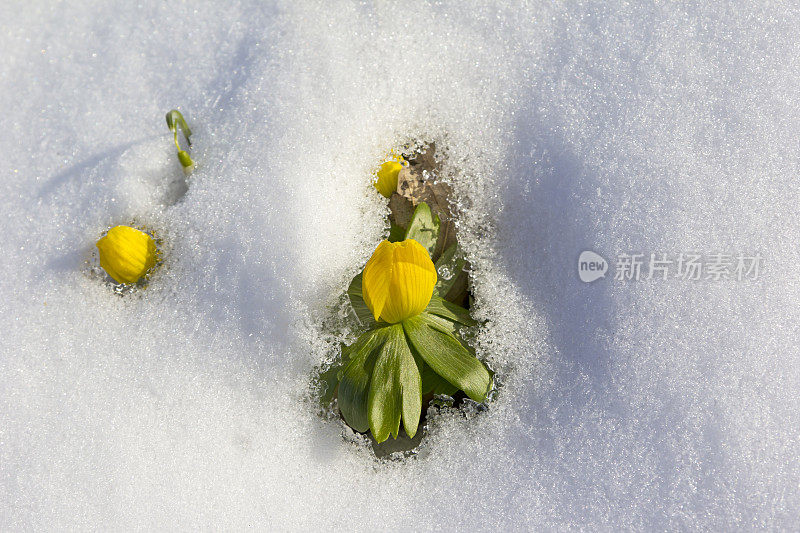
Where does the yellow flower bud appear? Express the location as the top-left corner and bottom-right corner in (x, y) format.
(96, 226), (157, 284)
(374, 160), (402, 198)
(362, 239), (437, 323)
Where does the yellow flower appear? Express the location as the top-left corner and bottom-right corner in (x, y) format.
(362, 239), (437, 323)
(374, 160), (403, 198)
(96, 226), (157, 284)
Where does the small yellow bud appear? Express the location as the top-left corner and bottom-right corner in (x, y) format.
(96, 226), (157, 284)
(374, 160), (402, 198)
(362, 239), (437, 323)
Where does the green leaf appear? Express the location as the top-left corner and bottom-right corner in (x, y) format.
(403, 314), (490, 403)
(434, 241), (457, 267)
(388, 222), (405, 243)
(166, 109), (192, 141)
(404, 202), (440, 257)
(420, 360), (459, 396)
(317, 362), (342, 406)
(425, 295), (476, 326)
(347, 272), (377, 328)
(338, 327), (392, 433)
(165, 109), (192, 147)
(405, 339), (459, 396)
(434, 243), (467, 297)
(368, 324), (422, 443)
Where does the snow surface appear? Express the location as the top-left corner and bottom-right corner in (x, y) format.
(2, 1), (800, 529)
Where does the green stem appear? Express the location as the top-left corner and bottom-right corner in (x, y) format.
(165, 109), (194, 170)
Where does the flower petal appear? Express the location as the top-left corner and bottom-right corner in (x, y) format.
(362, 239), (436, 324)
(362, 240), (395, 321)
(382, 240), (436, 323)
(96, 226), (157, 284)
(374, 161), (402, 198)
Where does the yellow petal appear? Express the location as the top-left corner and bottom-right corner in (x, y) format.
(374, 161), (402, 198)
(362, 240), (395, 321)
(96, 226), (157, 284)
(362, 239), (436, 323)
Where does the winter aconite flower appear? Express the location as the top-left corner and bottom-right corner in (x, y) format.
(96, 225), (157, 284)
(374, 160), (403, 198)
(362, 239), (437, 323)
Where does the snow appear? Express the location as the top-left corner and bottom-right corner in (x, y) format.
(2, 1), (799, 529)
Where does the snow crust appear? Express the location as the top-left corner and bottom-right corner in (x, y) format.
(2, 1), (799, 529)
